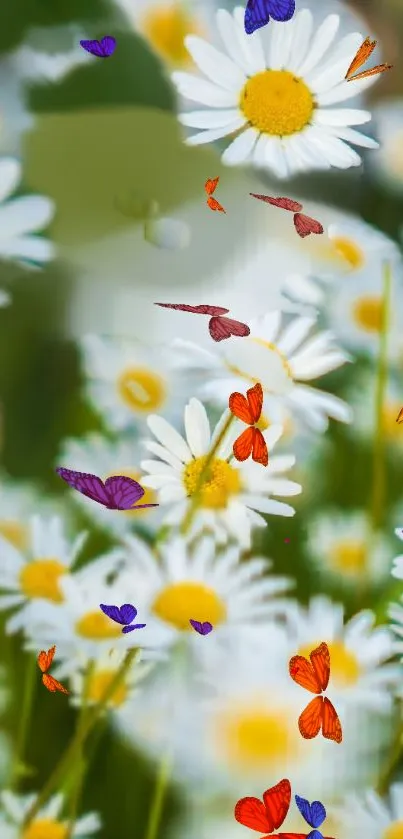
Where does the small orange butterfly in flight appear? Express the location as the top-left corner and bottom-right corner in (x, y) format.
(345, 37), (392, 82)
(289, 642), (342, 743)
(229, 382), (268, 466)
(205, 177), (226, 213)
(37, 645), (69, 695)
(396, 407), (403, 424)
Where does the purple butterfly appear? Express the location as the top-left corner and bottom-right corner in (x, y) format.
(189, 619), (213, 635)
(56, 467), (159, 511)
(79, 35), (116, 57)
(244, 0), (295, 34)
(295, 794), (329, 839)
(100, 603), (146, 633)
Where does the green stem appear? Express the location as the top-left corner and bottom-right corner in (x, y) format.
(370, 261), (391, 531)
(23, 648), (140, 828)
(143, 752), (172, 839)
(65, 661), (96, 839)
(376, 708), (403, 795)
(180, 411), (235, 536)
(11, 653), (37, 790)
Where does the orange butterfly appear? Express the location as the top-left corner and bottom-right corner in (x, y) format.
(229, 382), (268, 467)
(396, 407), (403, 424)
(205, 177), (226, 213)
(37, 645), (69, 695)
(289, 642), (342, 743)
(345, 37), (392, 82)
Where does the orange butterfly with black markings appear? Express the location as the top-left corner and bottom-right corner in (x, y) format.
(37, 645), (69, 695)
(345, 37), (392, 82)
(205, 177), (226, 213)
(229, 382), (268, 466)
(289, 642), (342, 743)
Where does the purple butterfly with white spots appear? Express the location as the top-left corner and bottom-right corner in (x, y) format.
(244, 0), (295, 34)
(80, 35), (116, 57)
(56, 467), (159, 511)
(100, 604), (146, 633)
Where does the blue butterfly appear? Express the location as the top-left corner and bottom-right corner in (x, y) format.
(100, 603), (146, 633)
(244, 0), (296, 34)
(294, 795), (330, 839)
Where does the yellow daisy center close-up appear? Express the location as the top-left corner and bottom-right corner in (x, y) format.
(299, 640), (361, 686)
(215, 700), (299, 768)
(329, 539), (368, 575)
(105, 469), (157, 516)
(352, 295), (383, 332)
(240, 70), (314, 136)
(22, 819), (67, 839)
(75, 611), (122, 639)
(183, 455), (242, 508)
(87, 669), (128, 706)
(152, 581), (227, 629)
(383, 821), (403, 839)
(19, 560), (67, 602)
(141, 2), (203, 66)
(117, 367), (167, 413)
(0, 519), (27, 550)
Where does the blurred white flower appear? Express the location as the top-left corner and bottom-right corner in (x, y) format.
(0, 791), (101, 839)
(0, 476), (62, 550)
(0, 289), (11, 307)
(171, 310), (352, 432)
(141, 398), (301, 549)
(369, 98), (403, 194)
(345, 371), (403, 448)
(69, 647), (155, 710)
(0, 157), (55, 267)
(331, 784), (403, 839)
(144, 215), (191, 249)
(305, 509), (394, 586)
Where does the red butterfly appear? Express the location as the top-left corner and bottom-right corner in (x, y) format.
(154, 302), (250, 342)
(205, 177), (226, 213)
(37, 645), (69, 695)
(235, 779), (336, 839)
(345, 37), (392, 82)
(250, 193), (323, 239)
(289, 642), (342, 743)
(229, 382), (268, 466)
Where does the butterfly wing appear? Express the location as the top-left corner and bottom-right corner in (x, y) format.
(397, 408), (403, 424)
(310, 642), (330, 692)
(347, 64), (392, 81)
(246, 382), (263, 423)
(122, 623), (147, 633)
(229, 391), (255, 424)
(119, 604), (138, 624)
(249, 194), (303, 212)
(56, 467), (111, 507)
(99, 35), (116, 56)
(104, 476), (145, 509)
(210, 316), (249, 341)
(293, 213), (324, 238)
(298, 696), (323, 739)
(252, 428), (269, 466)
(322, 697), (342, 743)
(244, 0), (295, 33)
(295, 796), (326, 829)
(37, 645), (56, 673)
(289, 652), (322, 694)
(42, 674), (69, 694)
(234, 797), (271, 832)
(262, 779), (291, 831)
(207, 196), (226, 213)
(100, 604), (128, 625)
(205, 177), (219, 195)
(233, 427), (255, 462)
(345, 37), (376, 78)
(79, 39), (105, 56)
(154, 302), (229, 316)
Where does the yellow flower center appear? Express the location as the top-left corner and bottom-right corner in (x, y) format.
(329, 540), (367, 575)
(105, 469), (157, 516)
(215, 701), (299, 768)
(117, 367), (166, 413)
(22, 819), (67, 839)
(331, 235), (365, 270)
(0, 519), (27, 550)
(240, 70), (314, 136)
(383, 402), (403, 439)
(75, 611), (122, 639)
(87, 669), (128, 706)
(183, 456), (241, 509)
(152, 581), (227, 629)
(19, 560), (67, 602)
(352, 296), (383, 332)
(383, 822), (403, 839)
(299, 640), (361, 687)
(141, 3), (203, 66)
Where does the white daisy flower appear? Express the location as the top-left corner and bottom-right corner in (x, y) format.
(173, 7), (379, 178)
(369, 98), (403, 194)
(115, 533), (294, 648)
(345, 371), (403, 448)
(171, 310), (352, 433)
(286, 596), (400, 713)
(141, 398), (301, 549)
(0, 515), (88, 635)
(79, 334), (191, 434)
(331, 783), (403, 839)
(0, 476), (59, 551)
(69, 647), (155, 710)
(58, 432), (162, 536)
(0, 157), (55, 267)
(0, 791), (101, 839)
(305, 509), (394, 586)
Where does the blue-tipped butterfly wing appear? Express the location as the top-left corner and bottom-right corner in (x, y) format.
(295, 796), (326, 829)
(244, 0), (295, 33)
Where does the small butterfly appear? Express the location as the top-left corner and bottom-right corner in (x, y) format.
(250, 193), (323, 238)
(189, 619), (213, 635)
(235, 778), (292, 836)
(154, 302), (250, 342)
(80, 35), (116, 57)
(294, 794), (334, 839)
(289, 642), (342, 743)
(99, 604), (146, 633)
(229, 382), (268, 466)
(250, 193), (303, 212)
(205, 177), (226, 213)
(396, 407), (403, 424)
(37, 646), (69, 695)
(345, 37), (392, 82)
(244, 0), (295, 34)
(56, 468), (159, 511)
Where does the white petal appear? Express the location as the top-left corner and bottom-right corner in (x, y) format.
(264, 137), (290, 179)
(217, 8), (265, 76)
(277, 317), (316, 356)
(262, 478), (301, 496)
(143, 441), (183, 471)
(308, 33), (363, 94)
(186, 119), (245, 146)
(221, 127), (258, 165)
(179, 109), (241, 129)
(297, 15), (340, 77)
(317, 74), (377, 106)
(172, 73), (238, 107)
(323, 125), (379, 149)
(244, 496), (296, 515)
(306, 128), (362, 168)
(184, 398), (210, 457)
(268, 18), (294, 70)
(184, 35), (247, 91)
(0, 235), (55, 264)
(282, 135), (314, 174)
(140, 460), (177, 476)
(0, 158), (21, 203)
(286, 10), (313, 73)
(147, 415), (192, 463)
(0, 196), (54, 237)
(141, 474), (178, 489)
(295, 126), (333, 169)
(314, 108), (372, 127)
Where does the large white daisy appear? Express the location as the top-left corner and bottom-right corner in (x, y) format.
(0, 791), (100, 839)
(173, 7), (379, 178)
(331, 784), (403, 839)
(171, 310), (352, 432)
(0, 157), (55, 267)
(140, 398), (301, 549)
